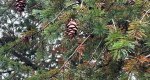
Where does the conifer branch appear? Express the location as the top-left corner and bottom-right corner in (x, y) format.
(49, 32), (93, 79)
(59, 32), (92, 70)
(1, 2), (78, 53)
(29, 2), (79, 37)
(0, 2), (79, 70)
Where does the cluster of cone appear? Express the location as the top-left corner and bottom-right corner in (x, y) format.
(65, 19), (78, 38)
(15, 0), (26, 12)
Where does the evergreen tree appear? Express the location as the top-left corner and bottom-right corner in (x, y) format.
(0, 0), (150, 80)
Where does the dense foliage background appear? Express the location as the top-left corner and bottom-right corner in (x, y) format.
(0, 0), (150, 80)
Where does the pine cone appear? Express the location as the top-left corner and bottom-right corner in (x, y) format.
(15, 0), (26, 12)
(65, 19), (78, 38)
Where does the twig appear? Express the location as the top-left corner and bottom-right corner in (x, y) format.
(146, 54), (150, 58)
(59, 32), (93, 70)
(49, 31), (93, 79)
(32, 2), (78, 35)
(112, 19), (117, 31)
(92, 46), (107, 68)
(89, 40), (102, 61)
(140, 9), (150, 23)
(80, 0), (84, 8)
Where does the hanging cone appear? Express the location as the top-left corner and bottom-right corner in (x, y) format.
(65, 19), (78, 38)
(15, 0), (26, 13)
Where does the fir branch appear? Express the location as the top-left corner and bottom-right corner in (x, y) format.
(48, 31), (93, 79)
(1, 2), (78, 54)
(59, 32), (93, 70)
(0, 2), (79, 70)
(29, 2), (79, 37)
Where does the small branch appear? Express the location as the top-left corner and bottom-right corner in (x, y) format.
(89, 40), (102, 61)
(112, 19), (117, 31)
(140, 9), (150, 23)
(49, 32), (93, 79)
(1, 2), (78, 55)
(92, 46), (107, 68)
(80, 0), (84, 8)
(59, 32), (93, 70)
(52, 2), (78, 23)
(146, 54), (150, 58)
(31, 2), (78, 37)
